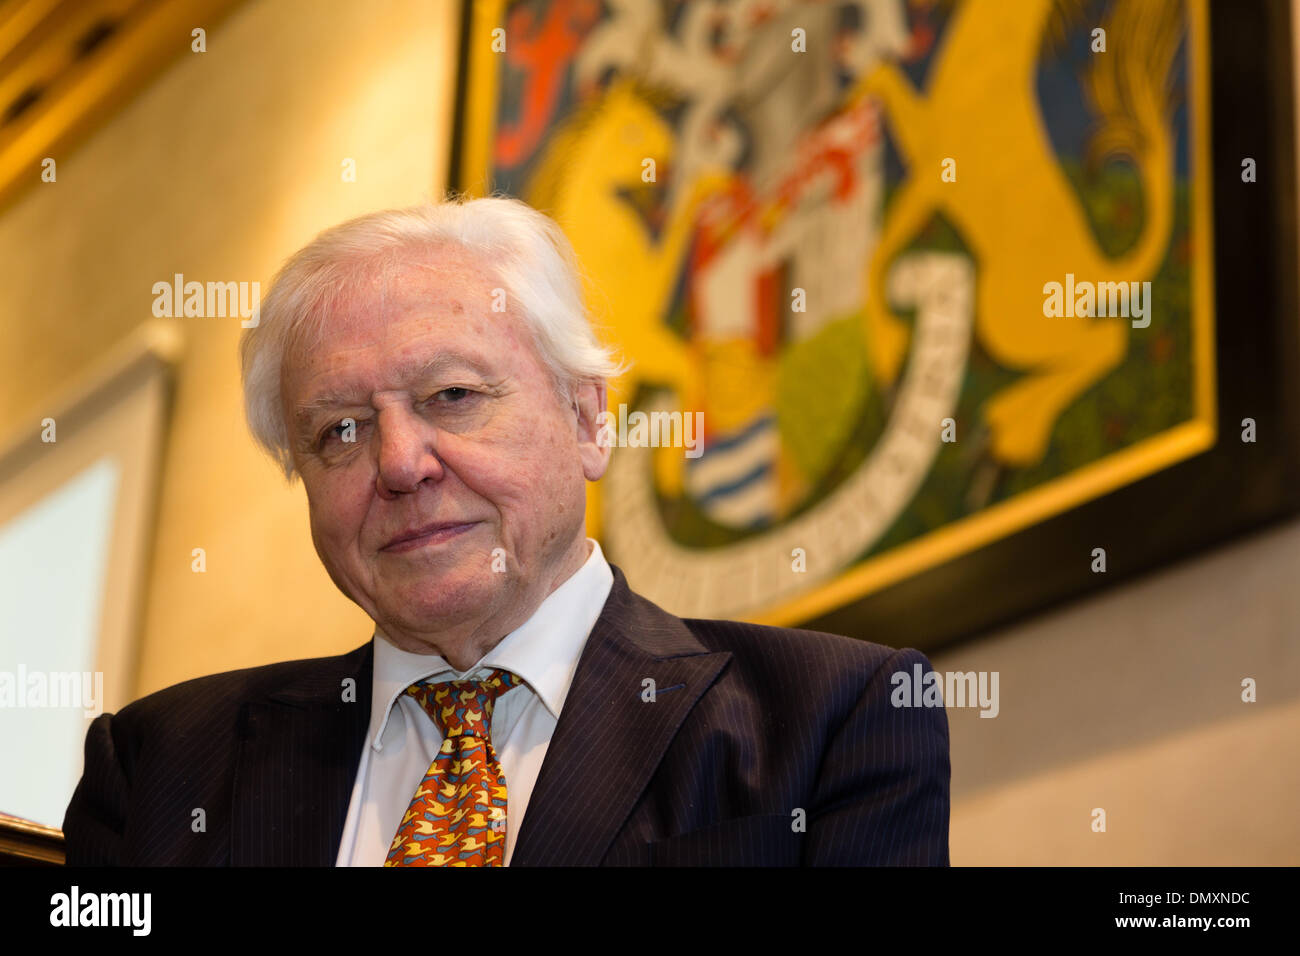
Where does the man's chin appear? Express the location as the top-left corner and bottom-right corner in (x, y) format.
(377, 576), (499, 631)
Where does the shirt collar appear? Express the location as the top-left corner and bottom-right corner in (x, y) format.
(367, 538), (613, 750)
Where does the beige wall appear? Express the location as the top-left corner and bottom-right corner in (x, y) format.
(934, 515), (1300, 864)
(1, 0), (1294, 864)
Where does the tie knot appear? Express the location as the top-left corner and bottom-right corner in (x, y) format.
(405, 668), (521, 739)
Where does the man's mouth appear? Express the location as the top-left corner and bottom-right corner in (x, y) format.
(380, 521), (479, 553)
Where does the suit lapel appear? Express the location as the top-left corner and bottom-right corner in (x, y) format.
(231, 640), (373, 866)
(511, 566), (731, 866)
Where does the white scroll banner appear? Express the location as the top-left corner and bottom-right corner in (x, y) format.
(603, 251), (975, 620)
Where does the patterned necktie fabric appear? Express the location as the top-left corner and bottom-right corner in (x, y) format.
(384, 668), (521, 866)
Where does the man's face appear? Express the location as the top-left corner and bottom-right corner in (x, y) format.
(280, 246), (608, 651)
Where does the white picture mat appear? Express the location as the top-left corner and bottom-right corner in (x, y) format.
(0, 332), (174, 828)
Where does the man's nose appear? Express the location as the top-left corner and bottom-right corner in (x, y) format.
(374, 406), (444, 497)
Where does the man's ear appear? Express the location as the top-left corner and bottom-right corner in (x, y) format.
(571, 380), (611, 481)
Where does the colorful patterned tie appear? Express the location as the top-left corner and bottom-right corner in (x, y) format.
(384, 668), (521, 866)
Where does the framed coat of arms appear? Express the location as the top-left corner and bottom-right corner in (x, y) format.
(452, 0), (1300, 648)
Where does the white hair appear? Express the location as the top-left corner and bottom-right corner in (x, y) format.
(240, 194), (628, 479)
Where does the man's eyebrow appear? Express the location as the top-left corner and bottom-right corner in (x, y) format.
(292, 353), (497, 422)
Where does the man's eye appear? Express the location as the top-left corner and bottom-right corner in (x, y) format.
(318, 419), (360, 447)
(436, 387), (472, 402)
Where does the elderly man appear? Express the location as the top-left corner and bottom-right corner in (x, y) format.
(63, 197), (950, 866)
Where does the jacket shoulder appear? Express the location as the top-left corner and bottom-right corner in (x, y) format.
(678, 614), (929, 677)
(111, 642), (371, 733)
(608, 569), (931, 688)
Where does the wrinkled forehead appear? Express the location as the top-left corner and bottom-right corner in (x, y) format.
(287, 243), (502, 359)
(276, 245), (560, 420)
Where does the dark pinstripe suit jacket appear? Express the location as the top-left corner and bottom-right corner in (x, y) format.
(62, 564), (950, 865)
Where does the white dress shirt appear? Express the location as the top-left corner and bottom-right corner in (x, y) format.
(334, 538), (614, 866)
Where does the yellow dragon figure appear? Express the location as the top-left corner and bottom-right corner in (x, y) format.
(851, 0), (1182, 466)
(525, 76), (732, 538)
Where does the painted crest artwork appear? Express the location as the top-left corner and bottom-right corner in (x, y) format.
(457, 0), (1214, 626)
